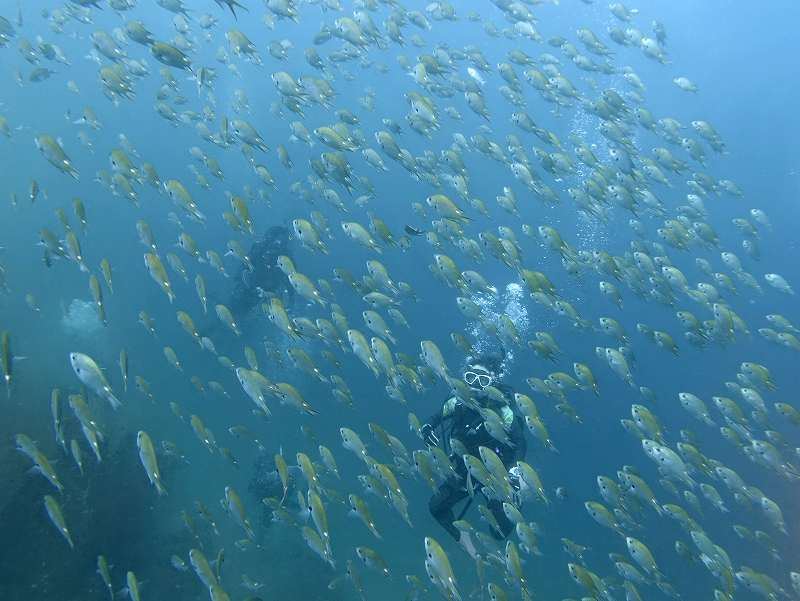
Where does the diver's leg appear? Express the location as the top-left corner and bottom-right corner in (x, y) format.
(487, 499), (514, 540)
(429, 480), (469, 540)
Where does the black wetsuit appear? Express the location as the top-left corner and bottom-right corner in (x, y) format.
(230, 226), (294, 320)
(426, 389), (527, 541)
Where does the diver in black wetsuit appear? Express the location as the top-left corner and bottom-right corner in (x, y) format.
(421, 354), (527, 554)
(229, 225), (294, 320)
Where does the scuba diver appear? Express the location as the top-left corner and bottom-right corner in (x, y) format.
(422, 353), (527, 557)
(229, 225), (294, 321)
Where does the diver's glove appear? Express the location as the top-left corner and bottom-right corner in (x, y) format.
(508, 465), (523, 492)
(508, 465), (524, 505)
(421, 424), (440, 447)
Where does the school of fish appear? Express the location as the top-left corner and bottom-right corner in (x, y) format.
(1, 1), (798, 601)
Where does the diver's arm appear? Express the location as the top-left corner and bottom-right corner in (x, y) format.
(511, 415), (528, 461)
(426, 408), (444, 429)
(506, 416), (529, 498)
(421, 401), (449, 446)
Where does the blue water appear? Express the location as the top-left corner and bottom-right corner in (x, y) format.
(1, 1), (799, 600)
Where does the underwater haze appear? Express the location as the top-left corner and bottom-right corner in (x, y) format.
(1, 1), (800, 601)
